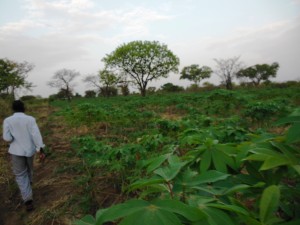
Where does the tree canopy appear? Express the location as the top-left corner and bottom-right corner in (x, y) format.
(102, 40), (180, 96)
(237, 62), (279, 86)
(160, 82), (184, 92)
(0, 58), (34, 99)
(180, 64), (212, 86)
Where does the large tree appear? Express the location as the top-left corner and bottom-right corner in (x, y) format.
(214, 56), (243, 90)
(237, 62), (279, 86)
(180, 64), (212, 86)
(102, 40), (180, 96)
(0, 58), (34, 99)
(47, 69), (80, 101)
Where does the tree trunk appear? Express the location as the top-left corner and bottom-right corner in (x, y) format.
(11, 86), (16, 100)
(66, 86), (71, 101)
(141, 87), (146, 97)
(226, 79), (233, 90)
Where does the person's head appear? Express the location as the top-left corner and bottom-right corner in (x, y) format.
(12, 100), (25, 112)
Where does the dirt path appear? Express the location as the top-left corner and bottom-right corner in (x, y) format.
(0, 104), (82, 225)
(0, 103), (121, 225)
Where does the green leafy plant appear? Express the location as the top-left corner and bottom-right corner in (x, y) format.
(244, 101), (287, 127)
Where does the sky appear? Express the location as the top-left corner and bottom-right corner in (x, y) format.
(0, 0), (300, 97)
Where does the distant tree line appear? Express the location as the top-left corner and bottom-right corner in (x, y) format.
(0, 40), (284, 100)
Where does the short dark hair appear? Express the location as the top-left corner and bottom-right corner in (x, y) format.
(12, 100), (25, 112)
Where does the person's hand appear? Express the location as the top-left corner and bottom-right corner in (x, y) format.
(38, 148), (46, 162)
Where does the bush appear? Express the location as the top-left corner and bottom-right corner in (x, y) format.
(85, 90), (97, 98)
(244, 101), (287, 126)
(20, 95), (37, 101)
(0, 99), (11, 118)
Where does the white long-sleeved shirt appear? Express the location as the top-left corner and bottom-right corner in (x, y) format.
(3, 112), (45, 157)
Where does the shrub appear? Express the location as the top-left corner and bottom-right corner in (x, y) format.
(0, 99), (11, 118)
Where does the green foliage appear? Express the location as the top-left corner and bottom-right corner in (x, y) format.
(103, 40), (180, 96)
(160, 82), (184, 92)
(203, 89), (247, 116)
(276, 109), (300, 143)
(84, 90), (97, 98)
(244, 101), (287, 126)
(259, 185), (280, 224)
(20, 95), (37, 101)
(49, 88), (299, 225)
(77, 123), (298, 225)
(180, 64), (212, 86)
(237, 62), (279, 86)
(67, 103), (108, 126)
(94, 199), (205, 225)
(0, 98), (11, 118)
(0, 58), (34, 98)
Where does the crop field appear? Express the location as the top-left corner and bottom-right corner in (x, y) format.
(0, 86), (300, 225)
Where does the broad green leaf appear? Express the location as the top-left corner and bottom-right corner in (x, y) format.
(152, 199), (206, 221)
(119, 208), (182, 225)
(292, 165), (300, 175)
(96, 199), (205, 225)
(259, 185), (280, 224)
(275, 116), (300, 125)
(168, 155), (181, 165)
(129, 177), (165, 191)
(245, 154), (269, 161)
(287, 122), (300, 143)
(239, 216), (262, 225)
(206, 203), (249, 216)
(74, 215), (96, 225)
(188, 196), (216, 207)
(146, 154), (169, 173)
(96, 200), (149, 224)
(260, 156), (290, 170)
(222, 184), (250, 195)
(173, 169), (198, 190)
(154, 162), (187, 181)
(270, 142), (298, 163)
(249, 148), (282, 158)
(200, 150), (212, 172)
(212, 151), (227, 173)
(202, 207), (236, 225)
(139, 184), (169, 198)
(193, 186), (224, 195)
(215, 144), (237, 155)
(186, 170), (230, 186)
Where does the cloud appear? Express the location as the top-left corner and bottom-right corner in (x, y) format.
(1, 0), (299, 96)
(0, 0), (174, 97)
(291, 0), (300, 5)
(19, 0), (172, 37)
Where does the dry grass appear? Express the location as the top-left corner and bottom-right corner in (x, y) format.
(160, 112), (183, 120)
(27, 196), (72, 225)
(0, 142), (13, 185)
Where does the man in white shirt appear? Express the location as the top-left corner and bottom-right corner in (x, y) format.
(2, 100), (45, 211)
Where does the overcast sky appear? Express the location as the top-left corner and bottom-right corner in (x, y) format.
(0, 0), (300, 97)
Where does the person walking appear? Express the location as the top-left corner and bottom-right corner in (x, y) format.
(2, 100), (45, 211)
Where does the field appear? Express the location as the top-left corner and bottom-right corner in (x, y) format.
(0, 86), (300, 225)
